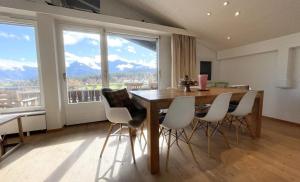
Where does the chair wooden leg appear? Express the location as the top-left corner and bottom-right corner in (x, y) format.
(205, 122), (209, 137)
(183, 129), (197, 162)
(166, 129), (172, 171)
(244, 117), (255, 139)
(207, 123), (212, 157)
(129, 128), (136, 164)
(229, 115), (234, 129)
(140, 123), (147, 143)
(100, 123), (114, 158)
(175, 130), (179, 146)
(218, 127), (230, 148)
(235, 123), (239, 144)
(188, 120), (199, 142)
(159, 127), (164, 137)
(119, 124), (122, 141)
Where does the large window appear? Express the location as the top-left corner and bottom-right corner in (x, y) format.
(62, 30), (102, 103)
(0, 22), (41, 113)
(107, 34), (158, 90)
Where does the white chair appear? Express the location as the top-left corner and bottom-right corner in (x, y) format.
(227, 90), (257, 144)
(189, 93), (232, 156)
(160, 96), (196, 170)
(100, 93), (146, 164)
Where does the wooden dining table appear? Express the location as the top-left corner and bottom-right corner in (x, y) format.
(130, 87), (264, 174)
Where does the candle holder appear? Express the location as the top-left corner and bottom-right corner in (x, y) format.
(179, 75), (197, 92)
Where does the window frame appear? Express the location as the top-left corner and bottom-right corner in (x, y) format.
(106, 31), (160, 89)
(58, 24), (105, 104)
(57, 22), (160, 105)
(0, 18), (45, 114)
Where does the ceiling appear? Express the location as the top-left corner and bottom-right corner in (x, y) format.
(118, 0), (300, 50)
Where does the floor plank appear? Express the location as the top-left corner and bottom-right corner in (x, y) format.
(0, 118), (299, 182)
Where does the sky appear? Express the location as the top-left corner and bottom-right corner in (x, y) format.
(0, 23), (38, 70)
(63, 30), (157, 72)
(0, 23), (157, 74)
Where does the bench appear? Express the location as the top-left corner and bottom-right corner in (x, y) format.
(0, 110), (46, 161)
(0, 114), (24, 161)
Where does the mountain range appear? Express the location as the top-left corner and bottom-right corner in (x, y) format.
(0, 60), (156, 81)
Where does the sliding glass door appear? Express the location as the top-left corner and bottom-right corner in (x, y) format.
(107, 34), (158, 90)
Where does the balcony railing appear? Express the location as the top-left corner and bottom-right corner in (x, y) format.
(0, 82), (159, 107)
(68, 82), (158, 103)
(0, 86), (41, 109)
(68, 89), (101, 103)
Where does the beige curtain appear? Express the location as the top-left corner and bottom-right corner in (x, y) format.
(171, 34), (197, 88)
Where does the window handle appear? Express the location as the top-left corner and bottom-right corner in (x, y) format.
(63, 73), (67, 81)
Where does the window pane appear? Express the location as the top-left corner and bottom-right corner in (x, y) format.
(0, 23), (41, 112)
(107, 34), (158, 90)
(62, 30), (102, 103)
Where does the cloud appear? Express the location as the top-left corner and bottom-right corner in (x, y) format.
(63, 50), (156, 71)
(0, 58), (37, 71)
(0, 31), (31, 41)
(63, 31), (100, 45)
(117, 64), (134, 71)
(0, 32), (17, 39)
(107, 36), (128, 47)
(127, 46), (136, 53)
(23, 35), (30, 41)
(64, 52), (101, 70)
(108, 54), (156, 69)
(90, 40), (99, 46)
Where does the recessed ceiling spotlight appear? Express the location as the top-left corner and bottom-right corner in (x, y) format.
(235, 11), (240, 16)
(207, 12), (212, 16)
(223, 1), (229, 6)
(227, 36), (231, 40)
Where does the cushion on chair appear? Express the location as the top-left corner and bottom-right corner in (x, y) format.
(159, 113), (166, 124)
(102, 88), (147, 125)
(228, 101), (239, 113)
(102, 88), (136, 115)
(128, 108), (147, 128)
(195, 111), (207, 118)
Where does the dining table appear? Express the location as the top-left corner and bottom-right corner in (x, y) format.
(130, 87), (264, 174)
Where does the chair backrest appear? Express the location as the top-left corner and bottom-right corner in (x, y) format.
(202, 93), (232, 122)
(231, 90), (257, 116)
(101, 95), (111, 117)
(163, 96), (195, 129)
(100, 88), (113, 119)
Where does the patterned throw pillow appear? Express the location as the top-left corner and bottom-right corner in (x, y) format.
(102, 88), (135, 114)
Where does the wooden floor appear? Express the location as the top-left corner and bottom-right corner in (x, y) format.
(0, 117), (300, 182)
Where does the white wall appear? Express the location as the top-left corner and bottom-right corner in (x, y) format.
(196, 40), (218, 80)
(100, 0), (158, 24)
(218, 37), (300, 123)
(36, 13), (64, 129)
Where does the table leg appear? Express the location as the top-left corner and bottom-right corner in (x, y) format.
(0, 135), (4, 156)
(256, 92), (264, 137)
(146, 102), (160, 174)
(17, 117), (24, 143)
(249, 92), (264, 138)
